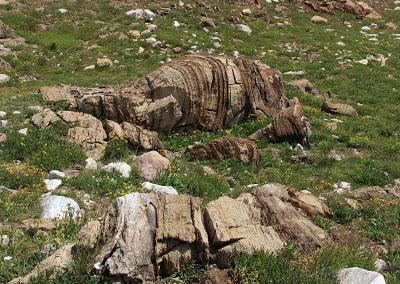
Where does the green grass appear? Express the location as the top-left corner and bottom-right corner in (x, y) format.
(233, 245), (375, 284)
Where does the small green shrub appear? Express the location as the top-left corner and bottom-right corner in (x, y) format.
(0, 127), (85, 171)
(167, 261), (207, 283)
(102, 139), (131, 161)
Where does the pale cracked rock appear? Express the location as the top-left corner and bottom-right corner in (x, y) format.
(40, 195), (80, 220)
(338, 267), (386, 284)
(101, 162), (131, 178)
(134, 151), (170, 181)
(311, 15), (328, 24)
(44, 179), (62, 191)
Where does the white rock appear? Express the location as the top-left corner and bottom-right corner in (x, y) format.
(357, 59), (369, 65)
(40, 195), (80, 220)
(146, 37), (157, 44)
(338, 267), (385, 284)
(141, 182), (178, 195)
(361, 26), (371, 31)
(242, 8), (251, 15)
(44, 179), (62, 191)
(0, 74), (10, 84)
(236, 24), (252, 34)
(83, 65), (95, 70)
(12, 110), (21, 115)
(18, 128), (28, 135)
(311, 15), (328, 24)
(3, 256), (12, 261)
(85, 158), (97, 170)
(337, 41), (346, 46)
(138, 46), (145, 53)
(339, 181), (351, 190)
(1, 235), (9, 247)
(173, 21), (180, 27)
(0, 111), (6, 118)
(48, 170), (65, 179)
(233, 50), (239, 57)
(58, 8), (68, 14)
(101, 162), (131, 178)
(1, 120), (9, 127)
(284, 71), (306, 75)
(126, 9), (156, 20)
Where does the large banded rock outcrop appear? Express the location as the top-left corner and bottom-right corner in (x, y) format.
(39, 55), (288, 132)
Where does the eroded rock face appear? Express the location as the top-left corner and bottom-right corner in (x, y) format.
(39, 55), (288, 132)
(186, 136), (260, 165)
(78, 192), (158, 282)
(73, 184), (329, 281)
(155, 195), (209, 276)
(250, 98), (311, 146)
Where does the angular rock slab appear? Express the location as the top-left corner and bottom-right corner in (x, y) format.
(250, 98), (311, 146)
(187, 136), (260, 165)
(322, 101), (357, 116)
(205, 194), (284, 268)
(156, 195), (209, 276)
(204, 183), (330, 268)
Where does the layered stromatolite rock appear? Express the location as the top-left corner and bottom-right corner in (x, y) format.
(39, 55), (288, 132)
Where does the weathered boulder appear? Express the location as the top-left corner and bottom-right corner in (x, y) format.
(322, 101), (357, 116)
(205, 194), (284, 268)
(186, 136), (260, 165)
(155, 195), (209, 276)
(249, 98), (311, 146)
(38, 56), (288, 132)
(8, 244), (73, 284)
(134, 151), (170, 181)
